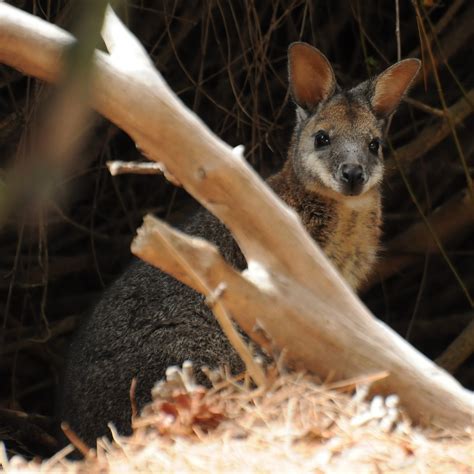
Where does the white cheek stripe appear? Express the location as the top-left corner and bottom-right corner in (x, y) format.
(303, 152), (340, 190)
(364, 165), (384, 190)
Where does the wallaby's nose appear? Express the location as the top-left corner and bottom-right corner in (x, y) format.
(339, 164), (365, 194)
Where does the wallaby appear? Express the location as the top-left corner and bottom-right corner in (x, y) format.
(59, 43), (420, 445)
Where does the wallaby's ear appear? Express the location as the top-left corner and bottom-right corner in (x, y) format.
(288, 42), (336, 112)
(371, 58), (421, 118)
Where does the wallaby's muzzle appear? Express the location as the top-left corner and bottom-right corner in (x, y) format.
(337, 163), (367, 196)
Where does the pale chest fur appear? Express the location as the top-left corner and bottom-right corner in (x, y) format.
(321, 197), (381, 289)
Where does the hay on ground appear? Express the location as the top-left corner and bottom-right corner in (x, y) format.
(2, 368), (472, 473)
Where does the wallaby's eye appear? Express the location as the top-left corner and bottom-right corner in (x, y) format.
(369, 138), (380, 154)
(315, 130), (330, 148)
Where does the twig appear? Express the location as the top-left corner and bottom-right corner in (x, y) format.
(206, 283), (267, 388)
(392, 312), (474, 345)
(107, 160), (163, 175)
(436, 319), (474, 373)
(395, 0), (401, 61)
(391, 153), (472, 306)
(412, 1), (473, 199)
(107, 160), (182, 185)
(61, 421), (95, 458)
(403, 97), (444, 117)
(325, 371), (389, 391)
(410, 1), (474, 87)
(41, 444), (75, 469)
(431, 0), (465, 37)
(129, 377), (138, 420)
(1, 315), (77, 355)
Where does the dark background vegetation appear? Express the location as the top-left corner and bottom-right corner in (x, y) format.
(0, 0), (473, 457)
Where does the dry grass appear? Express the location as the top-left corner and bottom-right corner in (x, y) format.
(2, 369), (472, 473)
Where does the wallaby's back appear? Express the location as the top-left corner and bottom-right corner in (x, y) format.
(60, 208), (245, 444)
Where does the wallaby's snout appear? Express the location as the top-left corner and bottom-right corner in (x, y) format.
(334, 136), (383, 196)
(338, 163), (365, 195)
(288, 42), (420, 199)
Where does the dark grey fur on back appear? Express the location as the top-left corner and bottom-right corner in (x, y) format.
(59, 208), (246, 445)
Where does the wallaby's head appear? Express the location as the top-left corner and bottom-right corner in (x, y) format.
(288, 42), (420, 198)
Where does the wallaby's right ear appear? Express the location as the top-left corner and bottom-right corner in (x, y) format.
(370, 58), (421, 119)
(288, 42), (336, 113)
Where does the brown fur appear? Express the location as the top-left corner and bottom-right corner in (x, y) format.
(268, 159), (381, 290)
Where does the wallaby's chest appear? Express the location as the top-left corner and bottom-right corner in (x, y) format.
(320, 200), (381, 289)
(268, 167), (381, 289)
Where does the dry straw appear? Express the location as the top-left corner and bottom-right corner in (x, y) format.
(2, 367), (472, 473)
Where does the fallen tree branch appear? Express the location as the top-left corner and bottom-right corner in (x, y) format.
(132, 216), (275, 351)
(133, 215), (474, 430)
(0, 3), (472, 429)
(134, 215), (266, 387)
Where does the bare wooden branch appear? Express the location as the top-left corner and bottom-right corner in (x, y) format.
(101, 6), (154, 69)
(133, 215), (474, 429)
(107, 160), (165, 176)
(106, 160), (181, 186)
(131, 215), (274, 352)
(133, 216), (266, 386)
(1, 3), (472, 430)
(106, 160), (163, 176)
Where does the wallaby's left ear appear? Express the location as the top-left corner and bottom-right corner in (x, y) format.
(371, 59), (421, 118)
